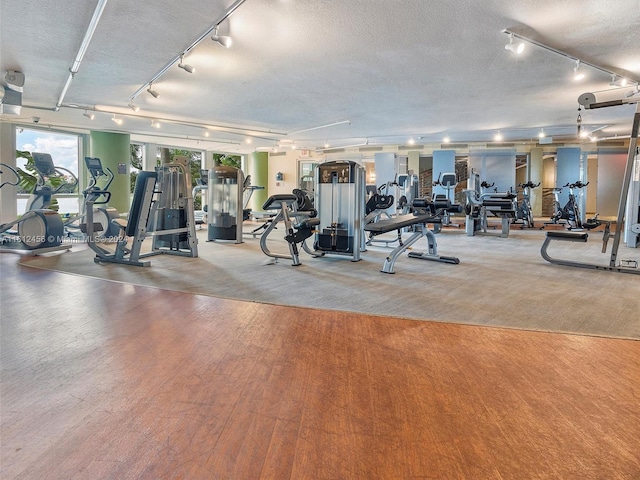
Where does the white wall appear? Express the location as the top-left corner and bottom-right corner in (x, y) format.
(266, 151), (325, 195)
(597, 150), (627, 218)
(267, 151), (298, 195)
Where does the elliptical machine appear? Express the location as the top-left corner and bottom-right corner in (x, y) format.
(0, 153), (74, 254)
(74, 157), (121, 239)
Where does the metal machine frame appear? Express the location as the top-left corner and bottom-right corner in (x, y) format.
(312, 160), (365, 261)
(87, 157), (198, 267)
(541, 93), (640, 274)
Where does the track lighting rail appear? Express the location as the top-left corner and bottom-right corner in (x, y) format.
(502, 29), (639, 86)
(129, 0), (248, 102)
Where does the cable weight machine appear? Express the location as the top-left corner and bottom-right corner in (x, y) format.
(541, 91), (640, 274)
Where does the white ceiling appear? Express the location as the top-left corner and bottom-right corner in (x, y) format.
(1, 0), (639, 154)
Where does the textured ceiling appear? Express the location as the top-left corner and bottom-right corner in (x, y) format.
(1, 0), (639, 154)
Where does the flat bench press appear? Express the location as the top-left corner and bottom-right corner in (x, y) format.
(364, 212), (460, 273)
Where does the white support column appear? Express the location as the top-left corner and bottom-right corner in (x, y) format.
(530, 147), (543, 216)
(204, 150), (216, 169)
(0, 123), (18, 223)
(143, 143), (157, 171)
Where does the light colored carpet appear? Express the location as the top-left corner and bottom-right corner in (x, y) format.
(18, 225), (640, 339)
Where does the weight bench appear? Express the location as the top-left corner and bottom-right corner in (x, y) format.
(364, 213), (460, 273)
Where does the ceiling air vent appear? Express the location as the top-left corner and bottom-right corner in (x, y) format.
(446, 143), (468, 149)
(269, 151), (287, 157)
(324, 148), (346, 153)
(486, 142), (515, 148)
(359, 146), (383, 152)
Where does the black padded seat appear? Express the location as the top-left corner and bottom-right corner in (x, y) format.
(262, 194), (297, 211)
(294, 217), (321, 229)
(546, 231), (588, 241)
(126, 171), (157, 237)
(483, 199), (514, 208)
(364, 214), (438, 234)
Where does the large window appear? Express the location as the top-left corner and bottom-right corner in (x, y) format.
(16, 128), (80, 215)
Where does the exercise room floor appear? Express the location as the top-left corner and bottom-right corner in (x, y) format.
(1, 252), (639, 479)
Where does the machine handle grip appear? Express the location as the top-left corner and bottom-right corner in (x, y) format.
(0, 163), (21, 189)
(87, 190), (111, 205)
(52, 166), (79, 194)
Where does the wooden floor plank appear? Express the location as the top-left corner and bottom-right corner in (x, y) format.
(1, 254), (639, 479)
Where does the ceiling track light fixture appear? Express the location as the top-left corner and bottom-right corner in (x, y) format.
(582, 125), (609, 143)
(443, 135), (451, 144)
(211, 26), (232, 48)
(151, 120), (160, 128)
(504, 33), (525, 54)
(609, 74), (628, 87)
(538, 129), (545, 138)
(178, 54), (195, 73)
(128, 102), (140, 112)
(129, 0), (247, 104)
(573, 60), (585, 81)
(501, 29), (639, 87)
(494, 131), (503, 142)
(147, 83), (159, 98)
(83, 110), (95, 120)
(56, 103), (277, 143)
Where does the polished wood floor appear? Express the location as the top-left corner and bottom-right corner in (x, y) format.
(1, 253), (639, 479)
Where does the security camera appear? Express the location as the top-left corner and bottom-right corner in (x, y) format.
(32, 116), (40, 123)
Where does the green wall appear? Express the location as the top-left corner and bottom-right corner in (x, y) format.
(90, 131), (131, 213)
(247, 152), (268, 211)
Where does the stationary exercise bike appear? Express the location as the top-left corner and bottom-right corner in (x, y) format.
(0, 153), (75, 253)
(549, 181), (588, 229)
(513, 181), (540, 229)
(432, 172), (459, 227)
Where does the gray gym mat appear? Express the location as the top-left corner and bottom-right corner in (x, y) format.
(18, 227), (640, 339)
